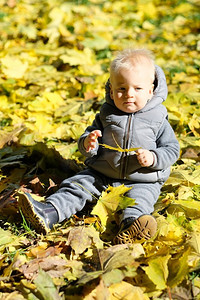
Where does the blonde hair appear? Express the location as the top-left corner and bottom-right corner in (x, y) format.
(110, 49), (155, 83)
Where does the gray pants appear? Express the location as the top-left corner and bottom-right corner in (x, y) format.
(46, 168), (162, 224)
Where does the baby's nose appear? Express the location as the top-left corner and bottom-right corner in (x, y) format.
(126, 87), (135, 98)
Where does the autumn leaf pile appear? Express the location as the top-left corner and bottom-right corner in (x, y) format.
(0, 0), (199, 299)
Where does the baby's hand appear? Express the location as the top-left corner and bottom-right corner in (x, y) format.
(136, 149), (154, 167)
(84, 130), (102, 152)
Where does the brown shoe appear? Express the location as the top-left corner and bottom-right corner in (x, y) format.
(114, 215), (157, 244)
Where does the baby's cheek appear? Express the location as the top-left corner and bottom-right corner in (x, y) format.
(117, 92), (123, 98)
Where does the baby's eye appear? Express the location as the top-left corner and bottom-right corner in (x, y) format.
(118, 87), (126, 91)
(135, 87), (142, 91)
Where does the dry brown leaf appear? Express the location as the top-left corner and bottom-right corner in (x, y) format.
(0, 127), (24, 149)
(19, 257), (68, 280)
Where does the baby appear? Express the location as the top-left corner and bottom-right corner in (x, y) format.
(18, 49), (180, 244)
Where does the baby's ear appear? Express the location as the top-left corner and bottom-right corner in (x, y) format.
(150, 83), (154, 94)
(109, 83), (114, 99)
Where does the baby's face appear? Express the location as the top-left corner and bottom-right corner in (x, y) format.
(110, 64), (154, 113)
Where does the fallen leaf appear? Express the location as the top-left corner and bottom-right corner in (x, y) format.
(67, 226), (103, 255)
(91, 185), (135, 230)
(34, 269), (61, 300)
(0, 127), (24, 149)
(19, 256), (68, 280)
(27, 245), (62, 259)
(1, 56), (28, 79)
(143, 254), (171, 290)
(167, 248), (190, 288)
(108, 281), (150, 300)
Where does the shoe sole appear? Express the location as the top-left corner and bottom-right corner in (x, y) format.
(114, 215), (157, 244)
(18, 193), (49, 235)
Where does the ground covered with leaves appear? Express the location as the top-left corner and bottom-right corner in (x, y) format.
(0, 0), (199, 299)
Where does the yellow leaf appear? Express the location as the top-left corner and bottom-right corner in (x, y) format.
(79, 64), (103, 76)
(60, 48), (95, 66)
(34, 269), (60, 300)
(91, 185), (134, 230)
(28, 92), (64, 113)
(157, 215), (184, 243)
(84, 279), (109, 300)
(189, 114), (200, 137)
(91, 199), (109, 228)
(0, 291), (26, 300)
(162, 31), (177, 42)
(18, 131), (38, 146)
(142, 21), (155, 30)
(67, 226), (103, 255)
(100, 143), (140, 153)
(44, 92), (65, 107)
(193, 277), (200, 290)
(174, 2), (193, 14)
(143, 254), (171, 290)
(94, 185), (133, 212)
(0, 127), (24, 149)
(188, 232), (200, 254)
(0, 95), (9, 111)
(100, 135), (141, 153)
(173, 199), (200, 218)
(166, 165), (200, 186)
(1, 56), (28, 79)
(177, 186), (193, 200)
(108, 281), (149, 300)
(167, 248), (190, 287)
(138, 2), (157, 19)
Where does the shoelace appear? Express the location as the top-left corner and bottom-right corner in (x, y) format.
(114, 219), (151, 244)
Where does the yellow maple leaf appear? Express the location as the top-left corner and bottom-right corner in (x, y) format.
(91, 185), (135, 230)
(157, 215), (185, 243)
(143, 254), (171, 290)
(1, 56), (28, 79)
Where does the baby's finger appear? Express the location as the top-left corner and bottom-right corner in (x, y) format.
(136, 148), (144, 155)
(94, 130), (102, 137)
(91, 130), (102, 139)
(86, 140), (97, 152)
(89, 133), (98, 142)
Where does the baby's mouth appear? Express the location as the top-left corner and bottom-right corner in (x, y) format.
(124, 101), (134, 104)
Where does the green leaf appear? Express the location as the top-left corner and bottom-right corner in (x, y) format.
(34, 269), (61, 300)
(102, 268), (124, 286)
(77, 270), (103, 285)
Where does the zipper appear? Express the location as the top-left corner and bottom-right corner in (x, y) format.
(120, 114), (132, 179)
